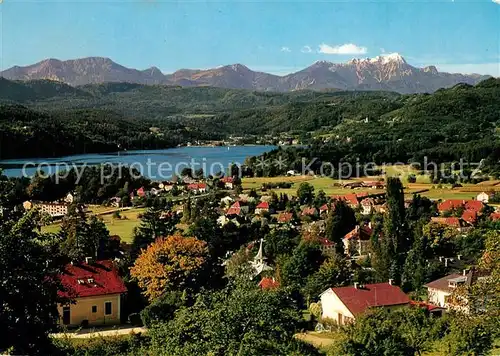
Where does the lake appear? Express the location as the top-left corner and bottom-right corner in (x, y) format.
(0, 145), (276, 179)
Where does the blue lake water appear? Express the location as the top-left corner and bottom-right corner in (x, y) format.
(0, 145), (276, 179)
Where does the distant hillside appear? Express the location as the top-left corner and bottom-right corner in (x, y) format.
(0, 55), (491, 94)
(0, 77), (498, 161)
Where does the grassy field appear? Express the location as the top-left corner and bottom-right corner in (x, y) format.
(42, 208), (146, 243)
(242, 174), (499, 201)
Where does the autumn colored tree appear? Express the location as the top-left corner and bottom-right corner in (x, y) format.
(130, 234), (208, 302)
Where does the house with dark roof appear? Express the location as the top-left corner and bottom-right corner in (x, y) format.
(57, 259), (127, 327)
(320, 281), (410, 325)
(424, 270), (473, 309)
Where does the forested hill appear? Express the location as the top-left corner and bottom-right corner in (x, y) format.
(0, 77), (498, 161)
(247, 78), (500, 177)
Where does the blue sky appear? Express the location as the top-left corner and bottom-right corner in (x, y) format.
(1, 0), (499, 76)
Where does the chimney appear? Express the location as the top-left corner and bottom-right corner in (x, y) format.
(389, 279), (394, 285)
(354, 282), (359, 289)
(85, 256), (93, 265)
(463, 269), (468, 276)
(457, 255), (462, 260)
(444, 258), (449, 267)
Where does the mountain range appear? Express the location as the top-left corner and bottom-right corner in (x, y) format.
(0, 54), (491, 94)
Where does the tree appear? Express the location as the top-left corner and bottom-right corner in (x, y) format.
(325, 200), (356, 255)
(304, 253), (352, 300)
(374, 177), (408, 283)
(297, 182), (315, 205)
(0, 210), (63, 355)
(443, 315), (493, 356)
(264, 227), (300, 262)
(181, 167), (193, 178)
(130, 234), (208, 302)
(332, 307), (437, 356)
(140, 290), (186, 327)
(281, 241), (325, 288)
(147, 287), (319, 356)
(313, 189), (327, 208)
(422, 222), (457, 257)
(131, 206), (178, 257)
(59, 205), (113, 261)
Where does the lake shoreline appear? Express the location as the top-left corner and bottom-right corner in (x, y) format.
(0, 145), (277, 178)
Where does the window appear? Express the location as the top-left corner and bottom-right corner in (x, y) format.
(91, 305), (97, 313)
(104, 301), (112, 315)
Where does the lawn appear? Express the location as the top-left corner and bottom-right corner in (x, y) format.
(242, 175), (496, 202)
(42, 207), (146, 244)
(242, 176), (378, 197)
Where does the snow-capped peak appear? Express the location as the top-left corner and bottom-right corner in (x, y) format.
(369, 53), (406, 64)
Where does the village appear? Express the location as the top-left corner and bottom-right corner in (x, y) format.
(21, 166), (498, 354)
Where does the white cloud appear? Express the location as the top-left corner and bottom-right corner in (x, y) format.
(492, 0), (500, 4)
(318, 43), (368, 55)
(301, 45), (313, 53)
(380, 48), (386, 54)
(281, 46), (291, 53)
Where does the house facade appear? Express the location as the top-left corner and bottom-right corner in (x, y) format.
(320, 282), (410, 325)
(58, 260), (127, 327)
(343, 224), (373, 256)
(23, 200), (69, 217)
(424, 271), (472, 309)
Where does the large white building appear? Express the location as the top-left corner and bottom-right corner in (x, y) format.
(23, 200), (69, 217)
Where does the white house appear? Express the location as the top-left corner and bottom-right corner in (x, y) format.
(64, 193), (75, 204)
(320, 282), (410, 325)
(424, 270), (473, 309)
(476, 191), (493, 203)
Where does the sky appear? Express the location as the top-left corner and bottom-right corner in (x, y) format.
(0, 0), (499, 76)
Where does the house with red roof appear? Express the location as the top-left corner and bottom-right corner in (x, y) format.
(221, 176), (234, 189)
(319, 204), (329, 215)
(187, 183), (207, 194)
(490, 212), (500, 221)
(430, 217), (470, 232)
(255, 201), (270, 215)
(437, 199), (484, 214)
(461, 210), (478, 225)
(57, 259), (127, 327)
(343, 224), (373, 256)
(136, 187), (146, 198)
(320, 281), (410, 325)
(332, 194), (359, 208)
(226, 201), (248, 216)
(258, 277), (279, 290)
(318, 238), (335, 252)
(301, 206), (318, 217)
(277, 212), (293, 223)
